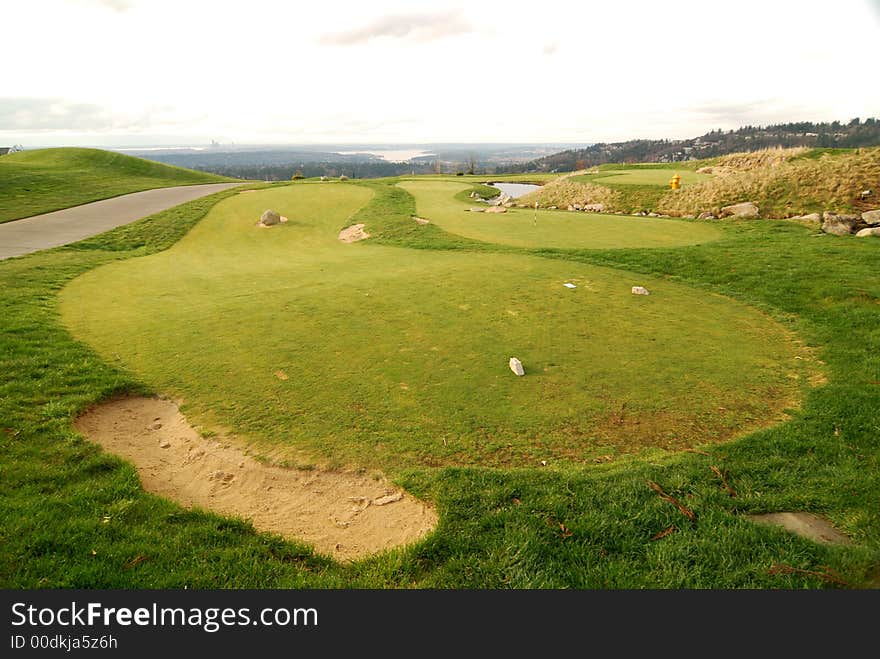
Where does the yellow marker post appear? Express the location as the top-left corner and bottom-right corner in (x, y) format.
(670, 174), (681, 190)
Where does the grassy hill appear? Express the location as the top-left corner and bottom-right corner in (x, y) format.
(517, 147), (880, 218)
(0, 147), (236, 223)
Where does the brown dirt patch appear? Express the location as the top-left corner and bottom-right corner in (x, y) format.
(74, 397), (437, 561)
(746, 512), (852, 545)
(338, 223), (369, 242)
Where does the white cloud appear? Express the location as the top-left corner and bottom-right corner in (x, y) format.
(2, 0), (879, 145)
(319, 9), (473, 45)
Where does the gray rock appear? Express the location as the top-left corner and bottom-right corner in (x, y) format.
(547, 205), (557, 210)
(790, 213), (822, 223)
(697, 212), (716, 220)
(509, 357), (525, 376)
(861, 209), (880, 225)
(631, 286), (650, 295)
(822, 213), (861, 235)
(583, 203), (604, 212)
(467, 207), (485, 213)
(860, 189), (872, 200)
(855, 227), (880, 238)
(567, 205), (576, 211)
(484, 206), (508, 214)
(259, 209), (281, 226)
(720, 201), (759, 218)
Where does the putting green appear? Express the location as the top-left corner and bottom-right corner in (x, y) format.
(61, 183), (812, 471)
(399, 180), (720, 249)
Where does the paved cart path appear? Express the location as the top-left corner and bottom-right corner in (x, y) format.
(0, 182), (245, 260)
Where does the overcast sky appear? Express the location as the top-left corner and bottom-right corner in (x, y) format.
(2, 0), (879, 146)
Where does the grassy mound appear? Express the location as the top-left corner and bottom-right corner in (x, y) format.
(657, 148), (880, 218)
(0, 147), (235, 223)
(61, 182), (809, 472)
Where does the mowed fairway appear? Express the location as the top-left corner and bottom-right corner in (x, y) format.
(398, 180), (721, 248)
(61, 182), (812, 472)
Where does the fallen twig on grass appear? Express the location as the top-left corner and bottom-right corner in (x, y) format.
(650, 526), (676, 541)
(646, 480), (696, 521)
(710, 465), (737, 497)
(767, 563), (849, 587)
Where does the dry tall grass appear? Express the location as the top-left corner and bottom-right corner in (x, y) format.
(658, 148), (880, 218)
(517, 177), (619, 209)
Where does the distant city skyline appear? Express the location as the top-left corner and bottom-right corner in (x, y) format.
(2, 0), (879, 147)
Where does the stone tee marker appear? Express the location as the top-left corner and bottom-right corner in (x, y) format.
(509, 357), (525, 376)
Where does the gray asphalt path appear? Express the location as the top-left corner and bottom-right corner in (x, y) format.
(0, 182), (245, 260)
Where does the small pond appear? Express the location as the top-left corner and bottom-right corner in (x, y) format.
(487, 182), (541, 198)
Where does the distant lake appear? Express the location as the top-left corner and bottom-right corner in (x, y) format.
(488, 182), (541, 198)
(337, 149), (434, 162)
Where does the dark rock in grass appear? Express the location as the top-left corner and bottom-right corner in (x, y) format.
(720, 201), (760, 218)
(862, 209), (880, 225)
(259, 209), (281, 226)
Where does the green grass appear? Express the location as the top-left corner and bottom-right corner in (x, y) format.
(399, 180), (722, 248)
(2, 176), (879, 589)
(0, 147), (235, 223)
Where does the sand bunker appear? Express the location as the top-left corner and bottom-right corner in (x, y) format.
(75, 397), (436, 561)
(338, 223), (369, 242)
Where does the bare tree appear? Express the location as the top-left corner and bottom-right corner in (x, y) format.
(466, 152), (478, 175)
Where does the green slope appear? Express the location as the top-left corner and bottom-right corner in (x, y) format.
(0, 147), (236, 223)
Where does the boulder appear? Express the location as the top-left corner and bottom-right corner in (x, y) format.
(583, 203), (604, 212)
(790, 213), (822, 223)
(860, 190), (872, 200)
(492, 193), (512, 207)
(259, 209), (281, 226)
(720, 201), (759, 218)
(697, 212), (716, 220)
(509, 357), (525, 376)
(821, 213), (862, 235)
(631, 286), (650, 296)
(861, 209), (880, 225)
(855, 227), (880, 238)
(484, 206), (507, 214)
